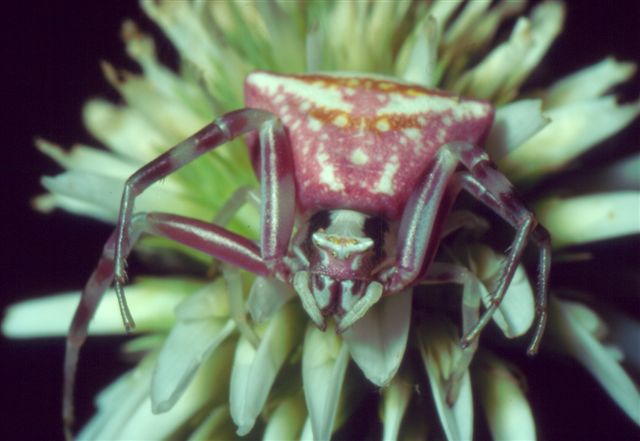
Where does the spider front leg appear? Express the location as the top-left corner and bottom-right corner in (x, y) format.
(113, 108), (295, 330)
(64, 108), (296, 438)
(385, 142), (550, 354)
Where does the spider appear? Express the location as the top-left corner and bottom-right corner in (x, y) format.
(63, 71), (551, 434)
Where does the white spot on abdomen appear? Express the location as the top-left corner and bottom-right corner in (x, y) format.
(316, 151), (344, 191)
(374, 156), (399, 195)
(350, 148), (369, 165)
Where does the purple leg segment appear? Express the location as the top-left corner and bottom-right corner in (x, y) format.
(64, 108), (297, 438)
(456, 172), (551, 354)
(113, 108), (294, 330)
(388, 142), (550, 354)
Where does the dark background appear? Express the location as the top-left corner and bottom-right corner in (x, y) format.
(2, 2), (638, 440)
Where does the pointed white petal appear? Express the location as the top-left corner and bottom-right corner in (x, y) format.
(186, 405), (236, 441)
(476, 354), (536, 441)
(40, 172), (123, 221)
(550, 297), (640, 425)
(174, 278), (230, 320)
(418, 318), (474, 441)
(78, 356), (154, 440)
(453, 2), (564, 102)
(504, 1), (565, 94)
(99, 61), (207, 143)
(83, 99), (173, 161)
(397, 16), (438, 87)
(262, 394), (306, 441)
(492, 265), (535, 338)
(40, 169), (208, 223)
(501, 98), (640, 182)
(151, 281), (235, 413)
(152, 318), (234, 413)
(381, 374), (412, 441)
(545, 57), (637, 107)
(247, 276), (296, 323)
(2, 279), (192, 338)
(230, 303), (303, 435)
(343, 290), (412, 386)
(36, 138), (139, 180)
(536, 192), (640, 248)
(486, 99), (550, 160)
(142, 0), (248, 107)
(81, 343), (233, 440)
(302, 324), (350, 441)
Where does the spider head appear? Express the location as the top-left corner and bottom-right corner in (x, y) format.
(293, 209), (391, 331)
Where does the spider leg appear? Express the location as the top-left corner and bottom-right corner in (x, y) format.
(63, 212), (270, 437)
(64, 108), (297, 438)
(385, 142), (549, 354)
(113, 108), (295, 330)
(455, 171), (550, 355)
(385, 145), (462, 292)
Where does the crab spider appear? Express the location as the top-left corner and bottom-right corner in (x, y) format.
(63, 71), (551, 435)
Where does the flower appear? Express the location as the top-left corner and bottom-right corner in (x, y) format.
(4, 1), (639, 440)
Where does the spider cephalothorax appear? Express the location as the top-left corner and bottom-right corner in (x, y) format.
(63, 71), (551, 434)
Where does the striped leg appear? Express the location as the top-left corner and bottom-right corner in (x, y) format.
(64, 108), (297, 438)
(387, 142), (550, 354)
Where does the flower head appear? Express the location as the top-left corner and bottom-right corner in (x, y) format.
(4, 1), (639, 440)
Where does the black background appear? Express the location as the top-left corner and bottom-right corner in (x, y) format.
(2, 2), (639, 440)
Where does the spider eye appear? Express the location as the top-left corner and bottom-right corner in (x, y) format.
(311, 231), (374, 260)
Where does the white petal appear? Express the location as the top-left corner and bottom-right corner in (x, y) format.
(302, 324), (350, 441)
(151, 281), (235, 412)
(500, 98), (640, 182)
(121, 21), (216, 122)
(550, 297), (640, 425)
(493, 265), (535, 338)
(40, 172), (123, 221)
(536, 192), (640, 248)
(453, 2), (564, 102)
(476, 354), (536, 441)
(343, 290), (412, 386)
(486, 99), (550, 160)
(442, 0), (525, 54)
(82, 343), (233, 440)
(2, 279), (192, 338)
(381, 374), (412, 441)
(40, 170), (208, 223)
(142, 0), (247, 107)
(186, 405), (235, 441)
(397, 16), (438, 87)
(174, 278), (230, 320)
(152, 318), (234, 413)
(505, 1), (564, 93)
(418, 318), (474, 441)
(36, 138), (140, 180)
(84, 99), (173, 161)
(247, 276), (296, 323)
(545, 57), (637, 107)
(78, 356), (154, 440)
(262, 394), (306, 441)
(230, 303), (303, 435)
(99, 61), (208, 143)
